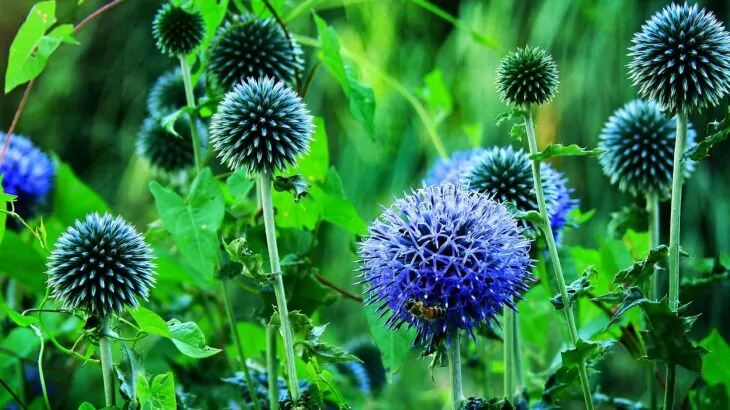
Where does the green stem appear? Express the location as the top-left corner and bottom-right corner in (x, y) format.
(482, 341), (490, 398)
(523, 105), (594, 410)
(221, 280), (262, 410)
(260, 172), (300, 400)
(512, 306), (524, 396)
(663, 366), (676, 410)
(266, 324), (279, 410)
(99, 317), (115, 408)
(178, 55), (203, 173)
(30, 325), (51, 410)
(503, 309), (515, 400)
(447, 330), (464, 410)
(646, 193), (660, 410)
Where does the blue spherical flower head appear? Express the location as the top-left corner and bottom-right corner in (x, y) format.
(542, 165), (579, 240)
(136, 116), (208, 174)
(424, 149), (485, 185)
(47, 213), (156, 317)
(358, 184), (532, 348)
(210, 77), (313, 174)
(0, 133), (54, 217)
(147, 69), (206, 117)
(628, 3), (730, 114)
(599, 100), (697, 199)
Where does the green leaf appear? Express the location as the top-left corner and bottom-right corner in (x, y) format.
(289, 117), (329, 183)
(551, 266), (597, 310)
(272, 311), (360, 365)
(263, 255), (339, 315)
(685, 118), (729, 161)
(419, 68), (452, 122)
(318, 167), (366, 234)
(607, 204), (648, 239)
(250, 0), (285, 18)
(78, 403), (96, 410)
(605, 287), (647, 328)
(160, 106), (195, 137)
(463, 122), (483, 148)
(529, 144), (602, 161)
(129, 307), (221, 359)
(115, 343), (143, 405)
(5, 1), (77, 93)
(222, 237), (269, 284)
(613, 245), (668, 289)
(313, 13), (376, 139)
(690, 383), (729, 410)
(699, 330), (730, 398)
(0, 303), (38, 327)
(150, 168), (224, 277)
(225, 168), (255, 201)
(561, 339), (612, 369)
(640, 300), (707, 371)
(0, 231), (47, 292)
(129, 306), (171, 338)
(137, 372), (176, 410)
(274, 174), (310, 202)
(53, 158), (110, 225)
(364, 303), (415, 375)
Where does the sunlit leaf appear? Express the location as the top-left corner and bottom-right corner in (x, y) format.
(529, 144), (602, 161)
(137, 372), (176, 410)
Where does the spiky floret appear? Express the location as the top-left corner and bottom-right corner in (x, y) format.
(46, 213), (156, 317)
(628, 3), (730, 114)
(424, 149), (485, 186)
(598, 100), (697, 198)
(147, 69), (206, 117)
(209, 77), (313, 174)
(357, 184), (532, 348)
(0, 133), (54, 216)
(152, 2), (205, 57)
(136, 116), (208, 173)
(496, 46), (559, 106)
(206, 14), (304, 92)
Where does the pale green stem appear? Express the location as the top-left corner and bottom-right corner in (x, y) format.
(523, 105), (595, 410)
(664, 109), (687, 410)
(260, 172), (300, 400)
(30, 325), (51, 410)
(99, 317), (115, 407)
(513, 306), (524, 395)
(646, 193), (660, 410)
(482, 341), (490, 398)
(266, 324), (279, 409)
(447, 330), (464, 410)
(178, 56), (203, 173)
(503, 309), (515, 400)
(221, 280), (262, 410)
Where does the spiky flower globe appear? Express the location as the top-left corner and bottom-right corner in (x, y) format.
(152, 2), (205, 57)
(223, 369), (314, 410)
(210, 77), (313, 174)
(424, 149), (485, 185)
(47, 213), (156, 317)
(147, 69), (206, 117)
(136, 116), (208, 173)
(464, 146), (577, 235)
(598, 100), (697, 198)
(496, 46), (559, 106)
(0, 133), (54, 218)
(336, 337), (386, 395)
(207, 14), (304, 92)
(358, 184), (532, 348)
(628, 3), (730, 114)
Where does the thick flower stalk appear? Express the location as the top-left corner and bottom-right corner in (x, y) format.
(206, 14), (304, 92)
(358, 184), (532, 409)
(210, 77), (313, 401)
(0, 132), (54, 220)
(47, 212), (156, 406)
(628, 4), (730, 408)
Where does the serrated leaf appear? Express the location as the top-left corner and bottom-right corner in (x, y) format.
(161, 106), (195, 137)
(274, 174), (310, 202)
(685, 118), (729, 161)
(613, 245), (668, 289)
(551, 266), (597, 310)
(561, 339), (613, 369)
(130, 307), (221, 359)
(529, 144), (602, 161)
(115, 343), (143, 407)
(607, 204), (648, 239)
(640, 300), (707, 371)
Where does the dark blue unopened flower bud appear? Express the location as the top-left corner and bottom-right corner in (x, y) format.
(136, 116), (208, 174)
(152, 2), (205, 57)
(147, 69), (206, 117)
(358, 184), (532, 348)
(207, 14), (304, 92)
(496, 46), (559, 106)
(628, 2), (730, 114)
(210, 77), (313, 174)
(0, 133), (54, 218)
(424, 149), (485, 186)
(598, 100), (697, 198)
(46, 213), (156, 317)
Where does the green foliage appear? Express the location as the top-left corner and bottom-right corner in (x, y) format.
(685, 116), (730, 160)
(551, 265), (596, 310)
(274, 174), (310, 202)
(364, 304), (416, 376)
(137, 372), (176, 410)
(613, 245), (668, 289)
(271, 311), (359, 365)
(607, 203), (648, 239)
(528, 144), (602, 161)
(129, 307), (222, 358)
(53, 158), (110, 225)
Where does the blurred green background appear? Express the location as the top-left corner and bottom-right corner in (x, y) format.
(2, 0), (730, 408)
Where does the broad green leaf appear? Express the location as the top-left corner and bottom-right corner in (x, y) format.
(5, 1), (77, 93)
(225, 168), (255, 201)
(364, 304), (415, 375)
(0, 302), (38, 327)
(289, 117), (329, 183)
(274, 174), (310, 202)
(419, 68), (452, 122)
(561, 339), (612, 369)
(194, 0), (230, 51)
(137, 372), (176, 410)
(699, 330), (730, 398)
(685, 118), (729, 161)
(529, 144), (602, 161)
(167, 319), (222, 358)
(640, 300), (707, 371)
(607, 204), (648, 239)
(313, 13), (376, 139)
(53, 158), (110, 225)
(318, 167), (367, 234)
(613, 245), (668, 289)
(150, 168), (224, 277)
(0, 231), (46, 292)
(129, 306), (171, 338)
(250, 0), (285, 17)
(272, 189), (322, 230)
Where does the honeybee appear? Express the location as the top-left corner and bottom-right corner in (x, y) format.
(405, 299), (446, 320)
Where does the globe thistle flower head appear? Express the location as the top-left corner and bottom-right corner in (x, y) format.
(424, 149), (485, 186)
(496, 46), (559, 106)
(598, 100), (697, 198)
(152, 2), (205, 57)
(0, 132), (54, 205)
(357, 184), (532, 348)
(207, 14), (304, 92)
(210, 77), (313, 174)
(628, 3), (730, 114)
(542, 165), (579, 239)
(147, 69), (206, 117)
(136, 116), (208, 174)
(47, 213), (156, 317)
(223, 368), (311, 409)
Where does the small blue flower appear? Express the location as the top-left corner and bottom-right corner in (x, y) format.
(0, 132), (54, 216)
(357, 184), (532, 347)
(424, 149), (485, 186)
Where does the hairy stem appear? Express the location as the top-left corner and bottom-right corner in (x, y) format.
(523, 105), (594, 410)
(266, 324), (279, 409)
(447, 330), (464, 410)
(260, 172), (300, 400)
(99, 317), (115, 407)
(179, 56), (203, 173)
(646, 193), (660, 410)
(221, 280), (262, 410)
(503, 309), (515, 400)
